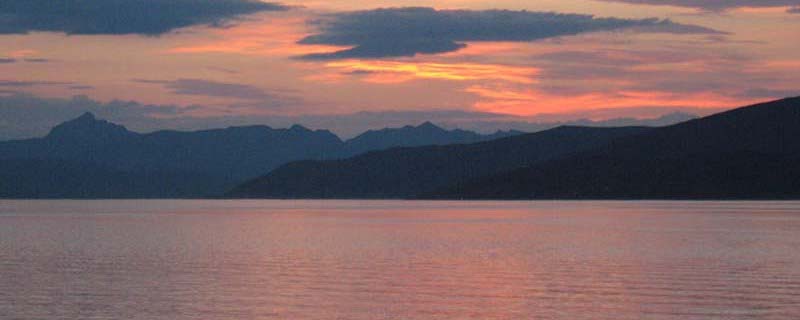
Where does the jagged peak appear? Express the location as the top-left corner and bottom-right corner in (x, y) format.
(417, 121), (442, 130)
(76, 111), (96, 121)
(57, 112), (100, 127)
(289, 124), (311, 132)
(46, 112), (133, 141)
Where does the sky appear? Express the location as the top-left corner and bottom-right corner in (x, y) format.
(1, 0), (799, 138)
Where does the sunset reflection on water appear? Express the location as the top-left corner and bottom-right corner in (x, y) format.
(1, 200), (799, 319)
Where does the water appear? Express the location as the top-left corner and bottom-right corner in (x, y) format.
(1, 200), (799, 319)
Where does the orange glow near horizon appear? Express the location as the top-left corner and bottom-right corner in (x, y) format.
(735, 6), (797, 14)
(466, 85), (763, 116)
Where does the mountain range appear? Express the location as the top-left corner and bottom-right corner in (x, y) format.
(0, 113), (520, 198)
(229, 97), (800, 200)
(7, 97), (795, 200)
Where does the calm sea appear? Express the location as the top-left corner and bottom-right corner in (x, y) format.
(1, 200), (799, 319)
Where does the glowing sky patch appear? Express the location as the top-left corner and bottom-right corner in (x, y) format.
(466, 85), (761, 115)
(323, 61), (539, 84)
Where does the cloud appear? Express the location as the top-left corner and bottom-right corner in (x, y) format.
(0, 0), (288, 35)
(0, 80), (71, 87)
(132, 78), (299, 110)
(68, 85), (94, 90)
(167, 79), (279, 101)
(0, 79), (93, 96)
(206, 66), (240, 74)
(534, 49), (726, 67)
(597, 1), (800, 12)
(297, 7), (722, 59)
(133, 78), (286, 101)
(0, 57), (51, 64)
(23, 58), (49, 63)
(130, 79), (170, 85)
(789, 6), (800, 13)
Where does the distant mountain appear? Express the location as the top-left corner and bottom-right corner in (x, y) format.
(339, 121), (522, 157)
(48, 112), (136, 145)
(428, 97), (800, 199)
(0, 112), (342, 179)
(0, 114), (523, 198)
(227, 126), (650, 198)
(568, 112), (698, 128)
(459, 112), (698, 134)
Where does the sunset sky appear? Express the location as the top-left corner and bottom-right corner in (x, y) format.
(1, 0), (799, 138)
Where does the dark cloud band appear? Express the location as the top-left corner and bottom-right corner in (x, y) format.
(0, 0), (288, 35)
(0, 80), (72, 87)
(131, 78), (299, 110)
(297, 7), (722, 60)
(133, 78), (281, 101)
(597, 0), (800, 12)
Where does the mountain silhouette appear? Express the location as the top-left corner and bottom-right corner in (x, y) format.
(0, 114), (523, 198)
(339, 121), (522, 157)
(227, 97), (800, 199)
(47, 112), (135, 143)
(426, 97), (800, 199)
(227, 126), (650, 198)
(1, 114), (341, 181)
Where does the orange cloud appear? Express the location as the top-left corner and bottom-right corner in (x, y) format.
(322, 60), (539, 84)
(7, 49), (38, 58)
(764, 60), (800, 69)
